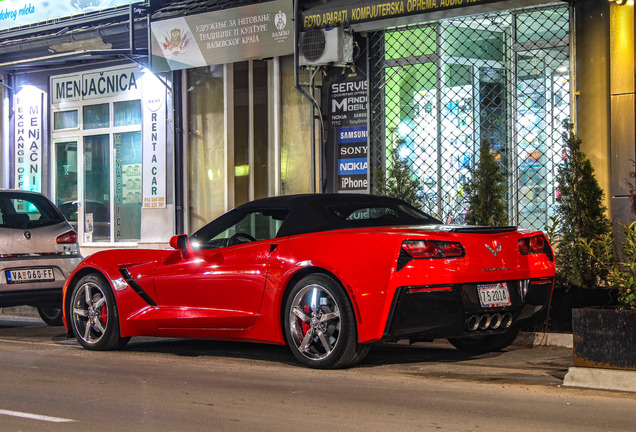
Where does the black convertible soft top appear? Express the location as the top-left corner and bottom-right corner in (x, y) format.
(232, 194), (441, 237)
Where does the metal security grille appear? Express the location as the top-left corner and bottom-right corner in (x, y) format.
(368, 5), (570, 230)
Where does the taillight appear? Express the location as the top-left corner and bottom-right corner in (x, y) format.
(401, 240), (465, 259)
(518, 235), (547, 255)
(56, 230), (78, 244)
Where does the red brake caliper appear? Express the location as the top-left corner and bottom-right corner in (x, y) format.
(301, 305), (311, 334)
(99, 298), (107, 327)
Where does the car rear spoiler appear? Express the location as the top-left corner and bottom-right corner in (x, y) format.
(449, 226), (517, 234)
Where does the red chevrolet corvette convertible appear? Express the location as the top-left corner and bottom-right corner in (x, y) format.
(63, 194), (554, 368)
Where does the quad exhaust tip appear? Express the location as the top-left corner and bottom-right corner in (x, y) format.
(466, 313), (513, 331)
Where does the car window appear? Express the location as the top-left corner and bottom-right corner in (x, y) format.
(191, 208), (289, 250)
(0, 193), (65, 229)
(328, 204), (439, 225)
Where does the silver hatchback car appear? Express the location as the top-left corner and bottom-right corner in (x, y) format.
(0, 190), (82, 325)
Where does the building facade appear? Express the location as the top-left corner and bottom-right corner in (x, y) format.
(0, 0), (633, 255)
(301, 0), (634, 232)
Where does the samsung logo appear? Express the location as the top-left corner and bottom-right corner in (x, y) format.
(339, 130), (366, 140)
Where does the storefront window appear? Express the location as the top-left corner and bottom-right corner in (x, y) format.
(114, 131), (142, 241)
(187, 58), (293, 233)
(53, 110), (78, 130)
(83, 134), (111, 242)
(370, 5), (570, 230)
(187, 65), (226, 232)
(281, 56), (312, 195)
(52, 67), (144, 244)
(252, 61), (269, 201)
(54, 142), (78, 231)
(114, 100), (141, 127)
(83, 103), (110, 130)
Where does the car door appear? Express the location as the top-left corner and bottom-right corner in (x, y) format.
(152, 208), (287, 330)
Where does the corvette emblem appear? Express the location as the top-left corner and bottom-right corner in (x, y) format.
(486, 242), (501, 257)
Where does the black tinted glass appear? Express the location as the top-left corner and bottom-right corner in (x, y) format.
(0, 193), (65, 229)
(329, 204), (439, 226)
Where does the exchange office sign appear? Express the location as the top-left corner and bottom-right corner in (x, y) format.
(14, 86), (44, 192)
(302, 0), (505, 29)
(0, 0), (143, 32)
(51, 67), (142, 104)
(150, 0), (293, 72)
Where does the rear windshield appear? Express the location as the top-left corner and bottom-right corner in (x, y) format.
(0, 193), (65, 229)
(329, 204), (440, 226)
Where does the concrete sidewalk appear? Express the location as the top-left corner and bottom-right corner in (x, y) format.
(516, 332), (636, 393)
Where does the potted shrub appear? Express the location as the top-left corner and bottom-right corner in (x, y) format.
(546, 121), (615, 332)
(575, 224), (636, 370)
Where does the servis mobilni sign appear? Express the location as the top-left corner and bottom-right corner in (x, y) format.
(0, 0), (143, 32)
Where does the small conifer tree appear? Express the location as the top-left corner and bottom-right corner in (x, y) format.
(555, 120), (612, 289)
(375, 142), (424, 209)
(463, 139), (508, 226)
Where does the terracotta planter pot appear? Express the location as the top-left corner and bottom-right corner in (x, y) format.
(572, 307), (636, 371)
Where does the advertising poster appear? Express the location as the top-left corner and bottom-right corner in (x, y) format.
(329, 76), (369, 193)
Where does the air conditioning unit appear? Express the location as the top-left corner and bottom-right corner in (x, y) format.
(299, 28), (353, 67)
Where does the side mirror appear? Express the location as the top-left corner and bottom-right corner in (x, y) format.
(169, 234), (193, 257)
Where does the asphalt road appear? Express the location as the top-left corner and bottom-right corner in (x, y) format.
(1, 315), (634, 432)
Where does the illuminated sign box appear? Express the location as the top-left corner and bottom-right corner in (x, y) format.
(0, 0), (143, 32)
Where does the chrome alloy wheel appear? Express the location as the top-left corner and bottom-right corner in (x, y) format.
(288, 284), (341, 361)
(72, 281), (109, 345)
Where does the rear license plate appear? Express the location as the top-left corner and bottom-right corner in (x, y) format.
(477, 283), (511, 308)
(5, 268), (55, 284)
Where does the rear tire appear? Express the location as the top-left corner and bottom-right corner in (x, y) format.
(37, 307), (64, 326)
(448, 328), (520, 353)
(284, 274), (364, 369)
(69, 273), (130, 350)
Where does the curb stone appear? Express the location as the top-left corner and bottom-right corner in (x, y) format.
(515, 331), (573, 348)
(563, 367), (636, 393)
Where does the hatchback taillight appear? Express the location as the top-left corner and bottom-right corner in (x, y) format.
(401, 240), (465, 258)
(56, 230), (78, 244)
